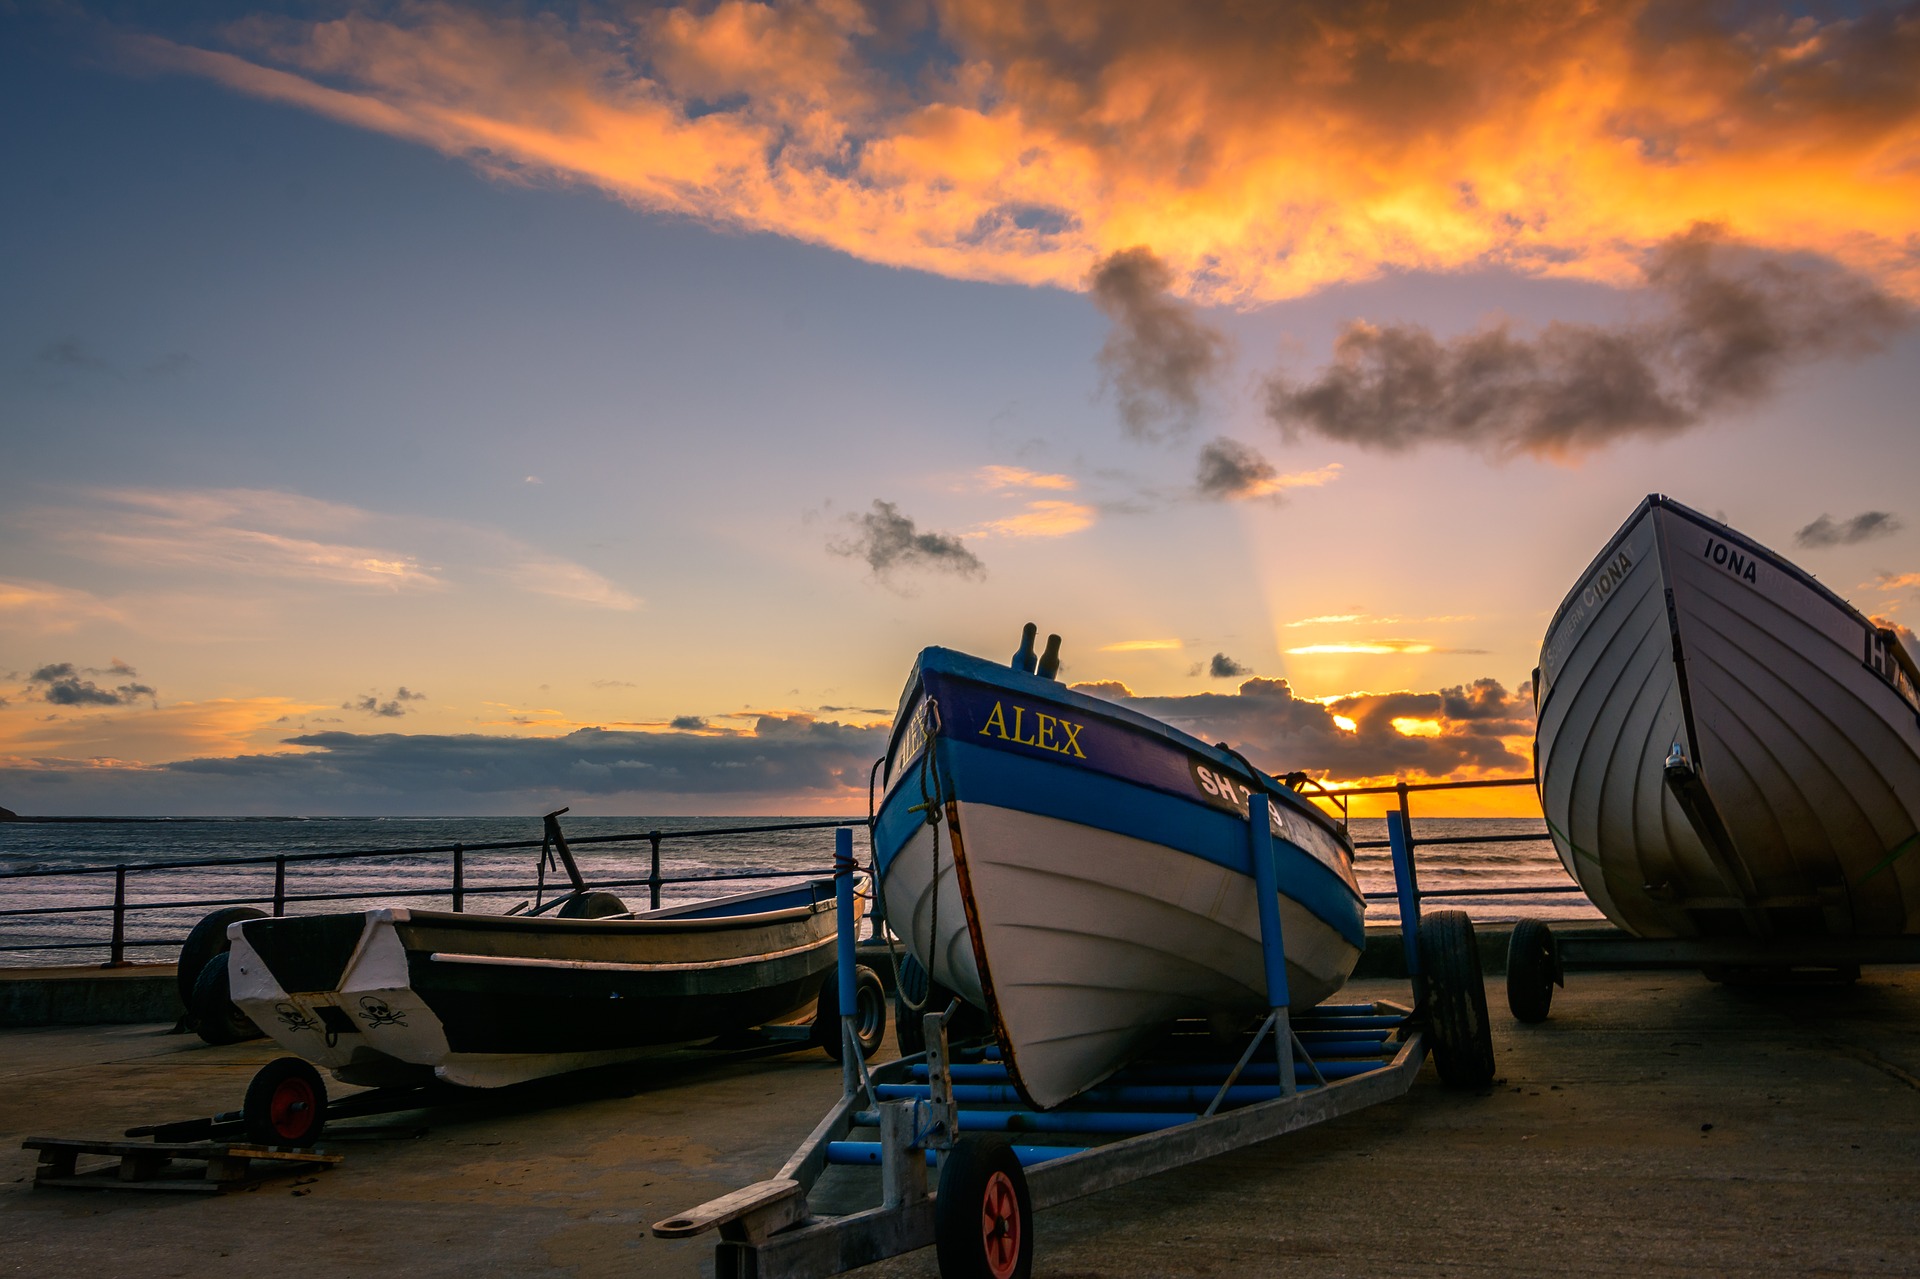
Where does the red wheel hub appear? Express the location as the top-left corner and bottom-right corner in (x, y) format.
(980, 1169), (1021, 1279)
(269, 1076), (316, 1141)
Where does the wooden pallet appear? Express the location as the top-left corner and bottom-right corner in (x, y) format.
(23, 1138), (343, 1192)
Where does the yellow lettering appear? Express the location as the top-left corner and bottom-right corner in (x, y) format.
(1011, 705), (1037, 745)
(1058, 719), (1086, 758)
(980, 702), (1008, 739)
(1036, 713), (1057, 751)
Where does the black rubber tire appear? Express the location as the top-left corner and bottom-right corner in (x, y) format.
(556, 891), (628, 919)
(814, 965), (888, 1060)
(1506, 918), (1560, 1023)
(244, 1057), (329, 1147)
(176, 906), (267, 1008)
(935, 1136), (1034, 1279)
(1419, 909), (1496, 1089)
(190, 951), (265, 1045)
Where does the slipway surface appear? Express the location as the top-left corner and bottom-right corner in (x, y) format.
(4, 971), (1918, 1277)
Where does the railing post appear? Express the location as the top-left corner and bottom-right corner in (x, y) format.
(1388, 796), (1423, 983)
(452, 844), (465, 913)
(107, 866), (128, 968)
(273, 855), (287, 916)
(649, 831), (663, 910)
(836, 827), (860, 1098)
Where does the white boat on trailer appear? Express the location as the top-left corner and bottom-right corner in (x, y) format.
(654, 793), (1499, 1279)
(871, 630), (1370, 1110)
(227, 876), (872, 1093)
(1519, 495), (1920, 1013)
(176, 812), (886, 1147)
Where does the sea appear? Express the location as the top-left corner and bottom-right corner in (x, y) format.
(0, 815), (1601, 967)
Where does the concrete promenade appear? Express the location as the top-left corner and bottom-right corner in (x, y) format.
(4, 969), (1918, 1277)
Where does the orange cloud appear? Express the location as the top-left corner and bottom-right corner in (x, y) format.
(47, 486), (441, 590)
(130, 3), (1920, 301)
(0, 580), (123, 634)
(0, 697), (329, 762)
(1288, 640), (1435, 656)
(1098, 638), (1182, 652)
(968, 499), (1096, 538)
(974, 465), (1077, 491)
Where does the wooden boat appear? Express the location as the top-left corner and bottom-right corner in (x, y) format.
(872, 640), (1365, 1110)
(1535, 495), (1920, 941)
(225, 878), (861, 1089)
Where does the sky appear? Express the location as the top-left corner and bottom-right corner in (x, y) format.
(3, 1), (1918, 817)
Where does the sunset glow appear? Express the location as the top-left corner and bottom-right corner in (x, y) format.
(127, 5), (1920, 304)
(3, 4), (1915, 817)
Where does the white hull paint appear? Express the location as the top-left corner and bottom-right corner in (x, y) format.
(228, 881), (852, 1089)
(881, 801), (1360, 1109)
(227, 909), (682, 1088)
(1537, 498), (1920, 939)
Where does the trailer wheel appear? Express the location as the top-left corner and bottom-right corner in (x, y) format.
(556, 891), (628, 919)
(935, 1137), (1033, 1279)
(813, 965), (888, 1061)
(1506, 918), (1561, 1023)
(244, 1057), (328, 1147)
(1419, 910), (1496, 1088)
(190, 951), (264, 1046)
(177, 906), (267, 1008)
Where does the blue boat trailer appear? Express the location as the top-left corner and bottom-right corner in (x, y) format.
(654, 805), (1495, 1278)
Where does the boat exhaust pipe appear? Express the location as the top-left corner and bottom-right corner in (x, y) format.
(1012, 623), (1038, 673)
(1037, 634), (1063, 680)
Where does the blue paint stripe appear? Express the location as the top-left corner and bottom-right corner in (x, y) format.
(876, 738), (1364, 947)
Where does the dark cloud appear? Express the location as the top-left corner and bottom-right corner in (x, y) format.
(1068, 681), (1134, 700)
(819, 705), (890, 715)
(1108, 676), (1532, 781)
(1088, 247), (1230, 439)
(0, 714), (893, 814)
(1265, 226), (1912, 459)
(27, 661), (156, 708)
(345, 687), (427, 717)
(186, 714), (884, 800)
(1194, 438), (1277, 501)
(831, 500), (984, 583)
(1795, 511), (1901, 548)
(38, 337), (111, 371)
(1209, 652), (1252, 678)
(669, 714), (709, 730)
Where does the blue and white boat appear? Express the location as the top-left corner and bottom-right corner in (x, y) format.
(872, 641), (1366, 1109)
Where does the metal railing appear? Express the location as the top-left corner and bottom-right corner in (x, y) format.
(1, 775), (1586, 968)
(1329, 776), (1586, 910)
(0, 817), (863, 966)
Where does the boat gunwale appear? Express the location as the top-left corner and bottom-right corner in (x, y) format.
(1537, 495), (1915, 724)
(882, 648), (1357, 850)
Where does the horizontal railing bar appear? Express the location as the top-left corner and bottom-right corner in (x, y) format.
(1351, 831), (1549, 849)
(0, 865), (838, 919)
(0, 817), (865, 882)
(1336, 777), (1538, 795)
(1363, 885), (1586, 899)
(557, 819), (860, 846)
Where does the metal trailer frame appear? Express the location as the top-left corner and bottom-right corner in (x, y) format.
(656, 801), (1472, 1278)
